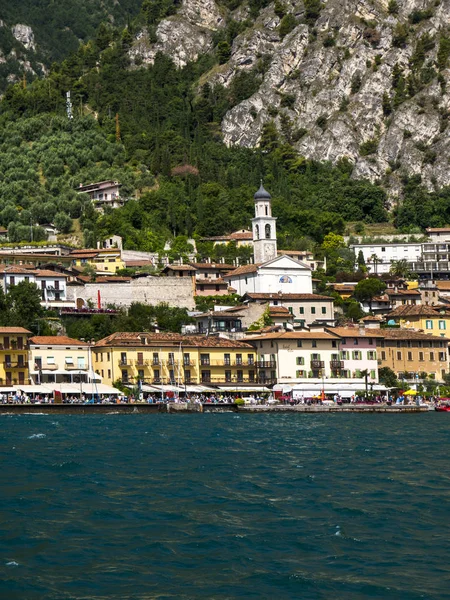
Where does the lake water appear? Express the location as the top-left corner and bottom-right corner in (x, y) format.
(0, 413), (449, 599)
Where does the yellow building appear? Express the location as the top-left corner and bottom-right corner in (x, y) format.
(0, 327), (32, 386)
(70, 248), (125, 274)
(28, 336), (93, 385)
(93, 332), (258, 387)
(388, 305), (450, 338)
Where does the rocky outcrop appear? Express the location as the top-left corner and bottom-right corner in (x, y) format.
(130, 0), (224, 68)
(204, 0), (450, 196)
(11, 24), (36, 51)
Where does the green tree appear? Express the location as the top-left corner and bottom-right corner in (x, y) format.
(353, 278), (387, 311)
(217, 41), (231, 64)
(278, 13), (297, 38)
(7, 281), (43, 331)
(379, 366), (399, 389)
(389, 259), (412, 279)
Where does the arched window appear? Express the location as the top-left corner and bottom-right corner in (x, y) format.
(265, 224), (271, 239)
(255, 224), (259, 240)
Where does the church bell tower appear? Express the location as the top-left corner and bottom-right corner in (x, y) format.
(251, 183), (277, 264)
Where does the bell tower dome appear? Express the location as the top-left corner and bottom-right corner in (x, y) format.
(251, 183), (277, 264)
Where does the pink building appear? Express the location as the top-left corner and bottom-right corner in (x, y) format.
(329, 326), (383, 383)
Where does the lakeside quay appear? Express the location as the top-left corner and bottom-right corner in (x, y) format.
(0, 403), (429, 414)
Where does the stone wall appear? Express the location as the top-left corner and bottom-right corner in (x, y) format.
(67, 276), (196, 309)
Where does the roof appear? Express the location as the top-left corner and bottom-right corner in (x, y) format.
(246, 331), (340, 341)
(387, 305), (445, 318)
(189, 263), (235, 270)
(327, 327), (384, 339)
(0, 327), (31, 334)
(361, 315), (384, 322)
(426, 227), (450, 232)
(194, 306), (247, 319)
(0, 265), (68, 277)
(94, 332), (254, 349)
(124, 260), (155, 268)
(223, 264), (259, 278)
(436, 281), (450, 290)
(386, 289), (421, 297)
(196, 278), (227, 285)
(254, 184), (271, 200)
(34, 270), (68, 278)
(277, 250), (313, 257)
(269, 306), (292, 317)
(162, 264), (196, 272)
(244, 293), (333, 301)
(75, 275), (131, 283)
(380, 328), (450, 342)
(29, 336), (89, 346)
(229, 231), (253, 240)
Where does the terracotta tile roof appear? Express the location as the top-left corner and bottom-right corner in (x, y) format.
(327, 327), (384, 338)
(76, 275), (131, 283)
(70, 250), (99, 258)
(94, 332), (254, 349)
(229, 231), (253, 240)
(436, 281), (450, 290)
(189, 263), (235, 270)
(386, 289), (421, 297)
(162, 265), (197, 272)
(388, 305), (444, 317)
(361, 315), (384, 321)
(223, 264), (259, 277)
(0, 327), (31, 334)
(30, 336), (88, 346)
(35, 270), (69, 278)
(125, 260), (155, 268)
(246, 331), (340, 341)
(379, 328), (450, 341)
(244, 293), (333, 301)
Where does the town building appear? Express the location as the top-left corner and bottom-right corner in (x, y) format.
(0, 327), (32, 387)
(242, 292), (335, 327)
(0, 266), (71, 308)
(161, 265), (197, 278)
(376, 328), (449, 382)
(76, 180), (124, 211)
(350, 242), (422, 274)
(327, 326), (383, 382)
(200, 229), (254, 247)
(386, 305), (450, 337)
(409, 242), (450, 278)
(425, 228), (450, 243)
(189, 262), (235, 296)
(69, 248), (125, 274)
(28, 336), (98, 385)
(93, 332), (261, 389)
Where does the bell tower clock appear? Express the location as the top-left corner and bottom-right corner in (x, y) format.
(251, 183), (277, 264)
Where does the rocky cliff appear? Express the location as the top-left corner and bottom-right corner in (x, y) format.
(131, 0), (450, 198)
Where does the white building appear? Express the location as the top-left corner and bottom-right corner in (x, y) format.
(224, 185), (313, 295)
(0, 266), (72, 308)
(425, 228), (450, 243)
(350, 242), (422, 274)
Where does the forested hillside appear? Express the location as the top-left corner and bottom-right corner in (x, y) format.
(0, 0), (450, 254)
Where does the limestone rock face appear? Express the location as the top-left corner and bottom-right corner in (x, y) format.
(130, 0), (224, 68)
(11, 24), (36, 51)
(198, 0), (450, 197)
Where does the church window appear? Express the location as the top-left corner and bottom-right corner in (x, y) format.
(255, 225), (259, 240)
(265, 206), (268, 215)
(265, 224), (271, 239)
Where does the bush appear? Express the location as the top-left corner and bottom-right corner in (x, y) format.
(360, 138), (379, 156)
(351, 73), (362, 94)
(234, 398), (245, 405)
(279, 13), (297, 38)
(316, 115), (327, 130)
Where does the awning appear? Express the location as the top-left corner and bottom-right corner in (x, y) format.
(216, 386), (271, 392)
(14, 384), (54, 394)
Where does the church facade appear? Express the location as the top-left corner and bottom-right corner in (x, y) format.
(224, 184), (313, 296)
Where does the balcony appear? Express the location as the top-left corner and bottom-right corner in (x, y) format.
(152, 359), (160, 366)
(200, 360), (211, 366)
(183, 360), (196, 367)
(4, 361), (26, 369)
(310, 360), (325, 369)
(65, 362), (87, 370)
(330, 360), (344, 369)
(135, 360), (150, 367)
(256, 361), (276, 368)
(119, 359), (129, 366)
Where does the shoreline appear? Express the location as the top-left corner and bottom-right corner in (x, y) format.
(0, 403), (430, 414)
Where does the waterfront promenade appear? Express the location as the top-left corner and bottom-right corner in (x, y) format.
(0, 402), (429, 414)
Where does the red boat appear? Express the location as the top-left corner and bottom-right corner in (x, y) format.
(435, 405), (450, 412)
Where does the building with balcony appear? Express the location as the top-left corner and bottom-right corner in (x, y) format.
(0, 327), (32, 387)
(0, 266), (71, 308)
(385, 305), (450, 338)
(375, 328), (449, 382)
(327, 326), (383, 383)
(242, 292), (335, 327)
(350, 242), (422, 274)
(69, 248), (125, 275)
(28, 336), (98, 385)
(76, 180), (124, 211)
(189, 262), (235, 296)
(92, 332), (259, 388)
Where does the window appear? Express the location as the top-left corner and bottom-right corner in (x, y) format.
(419, 352), (424, 361)
(370, 370), (376, 379)
(321, 306), (326, 314)
(381, 351), (386, 360)
(108, 369), (111, 379)
(248, 354), (254, 365)
(352, 351), (361, 360)
(296, 370), (306, 378)
(47, 356), (55, 365)
(332, 341), (337, 348)
(367, 351), (376, 360)
(65, 356), (74, 365)
(312, 341), (317, 348)
(138, 369), (144, 379)
(354, 339), (359, 345)
(184, 353), (191, 366)
(439, 320), (446, 330)
(296, 357), (305, 365)
(120, 352), (127, 365)
(224, 353), (231, 366)
(397, 352), (402, 360)
(430, 352), (435, 361)
(439, 352), (447, 361)
(225, 370), (232, 382)
(265, 224), (271, 239)
(255, 224), (259, 240)
(311, 353), (321, 360)
(288, 307), (293, 314)
(168, 352), (175, 365)
(311, 307), (316, 314)
(299, 307), (304, 315)
(426, 320), (433, 329)
(297, 340), (302, 348)
(407, 352), (413, 361)
(200, 353), (210, 366)
(153, 352), (159, 365)
(236, 354), (243, 365)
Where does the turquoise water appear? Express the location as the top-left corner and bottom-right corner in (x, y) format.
(0, 413), (449, 599)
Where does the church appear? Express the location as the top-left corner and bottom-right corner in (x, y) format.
(224, 184), (313, 296)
